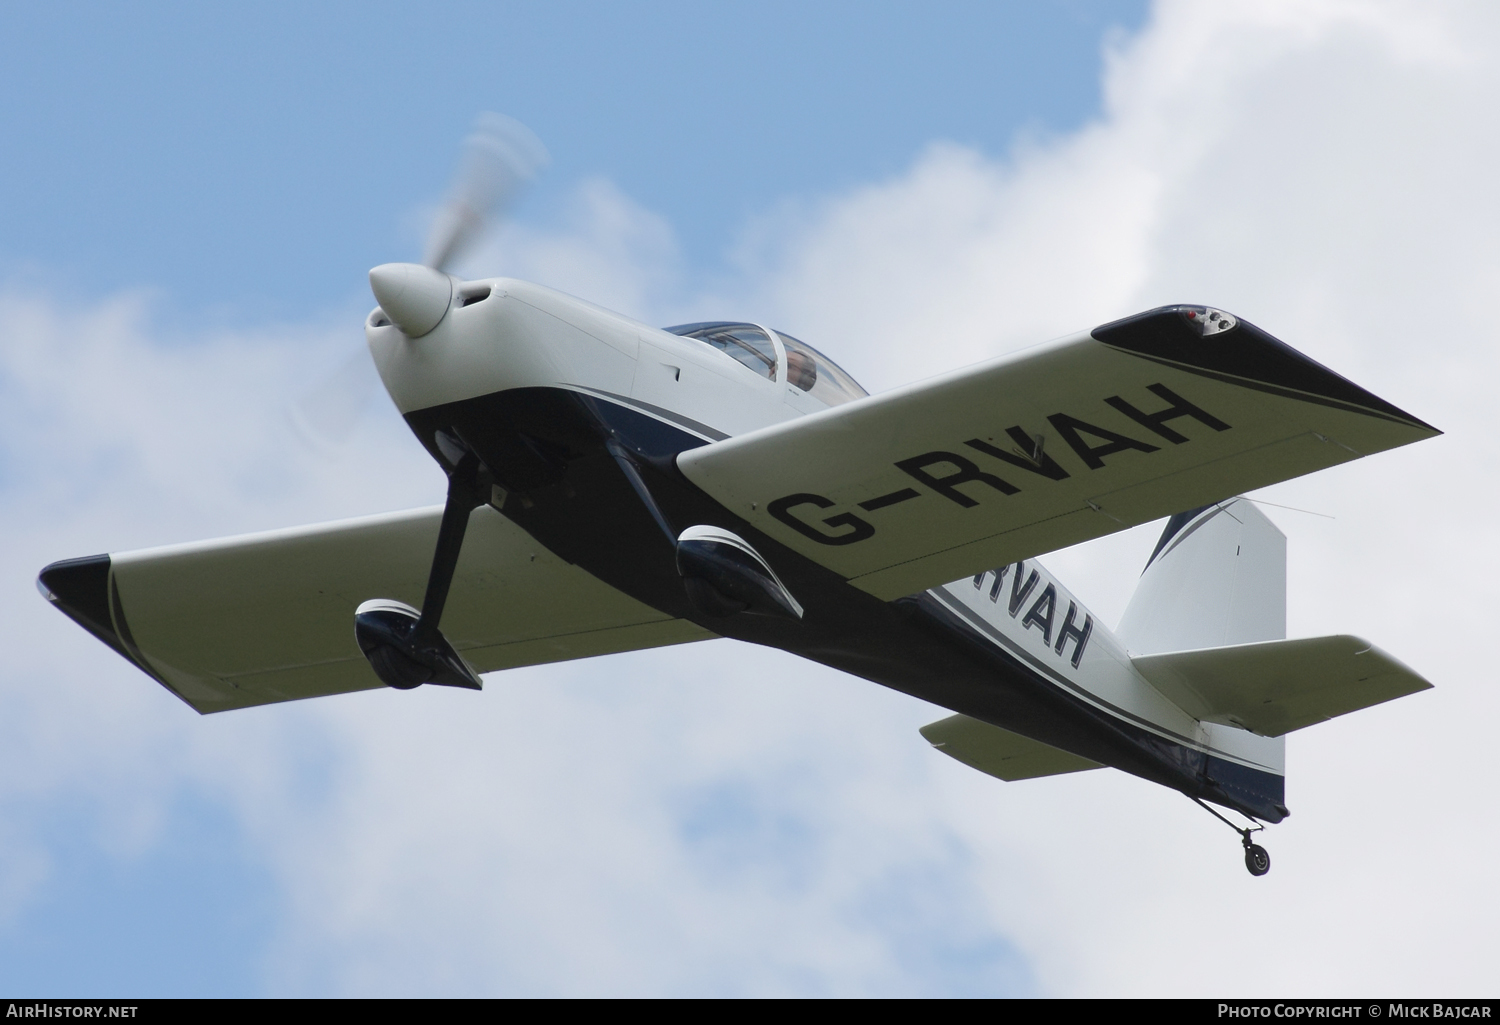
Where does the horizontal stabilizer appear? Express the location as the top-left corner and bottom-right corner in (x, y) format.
(920, 714), (1103, 781)
(1132, 635), (1432, 737)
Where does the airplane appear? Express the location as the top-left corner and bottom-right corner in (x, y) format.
(35, 117), (1437, 876)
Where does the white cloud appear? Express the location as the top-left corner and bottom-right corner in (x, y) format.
(455, 177), (684, 324)
(249, 648), (1026, 996)
(0, 280), (1024, 996)
(4, 0), (1500, 996)
(701, 0), (1500, 995)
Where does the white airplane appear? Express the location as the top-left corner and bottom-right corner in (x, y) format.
(36, 118), (1437, 876)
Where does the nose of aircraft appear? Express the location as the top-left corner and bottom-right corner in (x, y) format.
(369, 262), (453, 337)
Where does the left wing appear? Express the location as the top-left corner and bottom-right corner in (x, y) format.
(40, 505), (714, 713)
(678, 307), (1437, 599)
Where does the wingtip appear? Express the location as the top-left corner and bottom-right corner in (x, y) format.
(38, 554), (114, 631)
(1092, 305), (1440, 433)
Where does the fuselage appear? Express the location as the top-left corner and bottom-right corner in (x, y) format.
(367, 276), (1287, 821)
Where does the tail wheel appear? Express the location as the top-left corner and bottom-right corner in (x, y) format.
(1190, 797), (1272, 878)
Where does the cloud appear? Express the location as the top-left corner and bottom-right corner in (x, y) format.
(250, 646), (1031, 997)
(703, 0), (1500, 995)
(4, 0), (1499, 996)
(0, 264), (1028, 997)
(455, 177), (684, 325)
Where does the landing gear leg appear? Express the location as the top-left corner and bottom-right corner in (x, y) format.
(355, 440), (486, 691)
(1191, 796), (1271, 877)
(604, 438), (677, 545)
(604, 439), (803, 620)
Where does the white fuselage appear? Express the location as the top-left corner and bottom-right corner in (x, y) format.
(367, 275), (1283, 782)
(368, 276), (809, 438)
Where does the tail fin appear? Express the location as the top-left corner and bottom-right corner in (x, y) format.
(1122, 498), (1290, 819)
(1117, 497), (1285, 655)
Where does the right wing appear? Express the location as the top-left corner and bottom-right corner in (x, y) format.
(678, 307), (1438, 599)
(40, 505), (714, 714)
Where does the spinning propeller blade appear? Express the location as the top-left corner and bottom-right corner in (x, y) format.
(289, 113), (547, 449)
(287, 345), (381, 450)
(423, 112), (549, 274)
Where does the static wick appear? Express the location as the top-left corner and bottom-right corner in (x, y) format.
(1241, 497), (1335, 520)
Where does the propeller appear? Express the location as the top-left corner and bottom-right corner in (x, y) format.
(423, 112), (548, 274)
(288, 113), (549, 449)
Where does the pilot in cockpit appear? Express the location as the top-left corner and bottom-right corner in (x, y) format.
(785, 347), (818, 392)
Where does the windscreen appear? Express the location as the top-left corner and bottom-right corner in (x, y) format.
(665, 322), (867, 406)
(774, 331), (867, 407)
(665, 322), (778, 381)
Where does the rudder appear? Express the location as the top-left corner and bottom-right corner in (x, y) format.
(1117, 497), (1285, 656)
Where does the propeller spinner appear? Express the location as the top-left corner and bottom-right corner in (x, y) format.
(291, 113), (548, 445)
(372, 112), (549, 335)
(367, 262), (451, 337)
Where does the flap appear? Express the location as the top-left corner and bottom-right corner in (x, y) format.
(41, 505), (714, 714)
(1131, 635), (1433, 737)
(677, 308), (1437, 599)
(920, 714), (1103, 782)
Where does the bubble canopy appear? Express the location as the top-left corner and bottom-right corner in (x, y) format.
(665, 322), (868, 407)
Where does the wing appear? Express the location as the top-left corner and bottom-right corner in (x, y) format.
(678, 307), (1438, 599)
(1131, 635), (1432, 737)
(920, 714), (1103, 781)
(39, 505), (714, 714)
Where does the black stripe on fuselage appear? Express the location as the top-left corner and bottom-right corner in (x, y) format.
(916, 590), (1284, 822)
(567, 386), (729, 442)
(405, 386), (1288, 822)
(930, 583), (1206, 753)
(925, 584), (1285, 815)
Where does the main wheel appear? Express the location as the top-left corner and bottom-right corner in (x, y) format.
(1244, 843), (1271, 876)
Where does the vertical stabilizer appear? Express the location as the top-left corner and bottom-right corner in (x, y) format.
(1117, 498), (1285, 655)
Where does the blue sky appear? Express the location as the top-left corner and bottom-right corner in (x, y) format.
(4, 0), (1498, 998)
(0, 1), (1143, 322)
(0, 1), (1142, 996)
